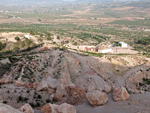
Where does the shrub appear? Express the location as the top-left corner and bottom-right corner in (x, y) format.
(13, 46), (19, 51)
(139, 82), (143, 86)
(36, 102), (41, 107)
(74, 42), (77, 45)
(3, 101), (7, 104)
(46, 99), (50, 103)
(37, 95), (42, 99)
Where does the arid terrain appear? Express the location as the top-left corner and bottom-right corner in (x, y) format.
(0, 0), (150, 113)
(0, 45), (150, 113)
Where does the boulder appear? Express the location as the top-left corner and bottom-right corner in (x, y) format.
(24, 82), (37, 89)
(0, 77), (11, 84)
(48, 88), (55, 95)
(0, 103), (22, 113)
(104, 85), (111, 93)
(113, 86), (130, 101)
(41, 103), (76, 113)
(24, 83), (33, 88)
(33, 82), (37, 89)
(49, 94), (55, 101)
(87, 83), (96, 92)
(19, 104), (34, 113)
(41, 104), (52, 113)
(57, 103), (76, 113)
(55, 84), (67, 100)
(15, 79), (24, 87)
(86, 90), (108, 107)
(65, 86), (86, 105)
(36, 80), (48, 91)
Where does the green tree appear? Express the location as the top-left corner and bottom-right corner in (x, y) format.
(21, 41), (25, 48)
(26, 39), (32, 46)
(30, 31), (34, 35)
(39, 38), (43, 42)
(47, 37), (51, 40)
(57, 35), (60, 39)
(15, 37), (20, 41)
(40, 34), (43, 37)
(0, 42), (3, 50)
(38, 19), (41, 22)
(74, 42), (77, 45)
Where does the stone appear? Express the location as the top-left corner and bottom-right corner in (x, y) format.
(0, 77), (11, 84)
(0, 103), (22, 113)
(41, 103), (76, 113)
(24, 83), (33, 88)
(55, 84), (67, 100)
(65, 86), (86, 105)
(49, 94), (55, 101)
(48, 88), (55, 95)
(33, 82), (38, 89)
(15, 79), (24, 87)
(113, 86), (130, 101)
(87, 83), (96, 92)
(36, 80), (48, 91)
(41, 104), (52, 113)
(19, 104), (34, 113)
(104, 85), (111, 93)
(57, 103), (76, 113)
(86, 90), (108, 107)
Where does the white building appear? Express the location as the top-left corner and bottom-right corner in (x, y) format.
(119, 42), (128, 48)
(100, 49), (112, 53)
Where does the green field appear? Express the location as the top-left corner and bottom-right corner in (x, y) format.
(0, 1), (150, 52)
(108, 20), (150, 27)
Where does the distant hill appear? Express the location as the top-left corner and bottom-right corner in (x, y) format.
(0, 0), (140, 6)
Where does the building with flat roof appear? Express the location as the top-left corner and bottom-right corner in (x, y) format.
(119, 42), (128, 48)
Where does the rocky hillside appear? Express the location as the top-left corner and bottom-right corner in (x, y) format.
(0, 47), (150, 113)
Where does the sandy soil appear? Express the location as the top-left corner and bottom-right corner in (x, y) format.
(75, 92), (150, 113)
(112, 48), (138, 54)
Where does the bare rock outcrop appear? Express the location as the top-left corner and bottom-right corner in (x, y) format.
(55, 84), (67, 100)
(113, 87), (130, 101)
(0, 103), (22, 113)
(126, 68), (150, 93)
(48, 88), (55, 95)
(15, 79), (24, 87)
(24, 82), (37, 89)
(19, 104), (34, 113)
(0, 77), (11, 84)
(86, 90), (108, 107)
(41, 103), (76, 113)
(36, 80), (48, 91)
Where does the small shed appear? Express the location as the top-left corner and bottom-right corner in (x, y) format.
(119, 42), (128, 48)
(25, 35), (31, 39)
